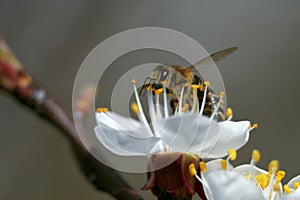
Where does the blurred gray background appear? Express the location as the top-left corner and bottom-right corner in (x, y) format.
(0, 1), (299, 199)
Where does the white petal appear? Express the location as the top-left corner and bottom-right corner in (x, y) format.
(282, 175), (300, 200)
(206, 159), (233, 172)
(203, 170), (265, 200)
(282, 189), (300, 200)
(94, 126), (161, 156)
(154, 112), (218, 152)
(199, 120), (251, 158)
(200, 159), (233, 199)
(154, 111), (251, 158)
(286, 175), (300, 189)
(96, 111), (153, 137)
(234, 164), (268, 176)
(234, 164), (283, 200)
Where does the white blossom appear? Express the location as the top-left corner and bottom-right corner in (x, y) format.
(189, 149), (300, 200)
(94, 80), (256, 159)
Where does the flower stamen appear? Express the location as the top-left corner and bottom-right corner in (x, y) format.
(248, 150), (261, 185)
(294, 182), (300, 190)
(188, 163), (203, 183)
(177, 84), (186, 114)
(263, 160), (279, 199)
(273, 170), (285, 191)
(199, 161), (207, 173)
(256, 173), (269, 189)
(188, 163), (212, 197)
(210, 91), (225, 120)
(221, 159), (227, 170)
(284, 185), (293, 194)
(163, 86), (169, 118)
(251, 149), (261, 163)
(131, 102), (140, 114)
(226, 108), (233, 121)
(269, 160), (279, 174)
(248, 123), (259, 131)
(223, 149), (237, 171)
(189, 163), (197, 176)
(199, 81), (209, 116)
(155, 93), (162, 119)
(131, 79), (153, 134)
(147, 86), (157, 123)
(191, 84), (200, 112)
(228, 149), (237, 161)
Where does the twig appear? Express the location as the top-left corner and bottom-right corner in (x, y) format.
(0, 36), (143, 200)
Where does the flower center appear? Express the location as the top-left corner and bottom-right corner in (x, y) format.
(130, 78), (228, 125)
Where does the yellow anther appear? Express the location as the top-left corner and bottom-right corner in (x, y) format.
(226, 108), (233, 119)
(268, 160), (279, 173)
(219, 91), (225, 97)
(188, 163), (197, 176)
(284, 185), (292, 194)
(183, 82), (188, 87)
(228, 149), (237, 160)
(199, 85), (205, 91)
(294, 182), (300, 190)
(96, 107), (108, 113)
(199, 161), (207, 172)
(245, 173), (253, 181)
(204, 81), (210, 86)
(147, 85), (151, 91)
(131, 102), (140, 114)
(252, 149), (261, 163)
(221, 160), (227, 170)
(273, 171), (286, 191)
(192, 84), (200, 89)
(131, 79), (136, 84)
(154, 88), (163, 95)
(256, 173), (269, 189)
(276, 170), (286, 180)
(249, 123), (259, 130)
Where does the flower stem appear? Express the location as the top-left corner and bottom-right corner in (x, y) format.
(0, 36), (143, 200)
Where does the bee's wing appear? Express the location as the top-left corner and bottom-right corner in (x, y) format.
(191, 47), (238, 68)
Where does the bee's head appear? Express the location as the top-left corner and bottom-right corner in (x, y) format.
(139, 66), (167, 93)
(150, 65), (171, 85)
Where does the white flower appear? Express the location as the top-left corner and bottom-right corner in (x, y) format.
(188, 149), (300, 200)
(94, 79), (256, 158)
(281, 175), (300, 200)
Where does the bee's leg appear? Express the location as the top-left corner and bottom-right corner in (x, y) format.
(139, 83), (150, 96)
(139, 77), (154, 96)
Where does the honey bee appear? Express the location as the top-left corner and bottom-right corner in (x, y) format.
(141, 47), (237, 121)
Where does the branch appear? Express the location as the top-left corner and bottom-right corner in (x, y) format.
(0, 36), (143, 200)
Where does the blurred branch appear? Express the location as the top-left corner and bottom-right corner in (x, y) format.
(0, 36), (143, 200)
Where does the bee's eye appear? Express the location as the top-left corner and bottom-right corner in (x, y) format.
(192, 75), (203, 85)
(159, 69), (169, 82)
